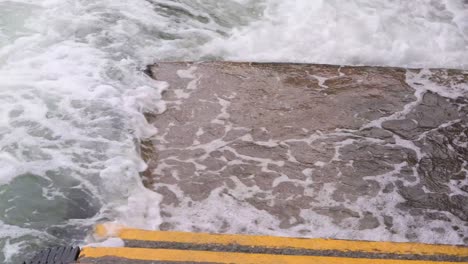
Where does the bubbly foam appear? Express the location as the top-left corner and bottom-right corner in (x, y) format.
(205, 0), (468, 69)
(0, 0), (265, 262)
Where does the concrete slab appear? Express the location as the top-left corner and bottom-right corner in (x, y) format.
(141, 62), (468, 244)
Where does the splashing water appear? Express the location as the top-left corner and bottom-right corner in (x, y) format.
(0, 0), (467, 262)
(205, 0), (468, 68)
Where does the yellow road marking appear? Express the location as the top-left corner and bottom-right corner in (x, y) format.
(80, 247), (467, 264)
(94, 224), (468, 258)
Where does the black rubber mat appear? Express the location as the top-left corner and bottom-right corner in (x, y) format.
(23, 246), (80, 264)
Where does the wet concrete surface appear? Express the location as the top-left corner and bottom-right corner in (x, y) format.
(142, 62), (468, 244)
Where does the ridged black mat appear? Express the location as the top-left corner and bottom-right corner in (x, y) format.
(23, 246), (80, 264)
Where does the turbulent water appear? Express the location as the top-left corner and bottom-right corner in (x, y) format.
(0, 0), (467, 262)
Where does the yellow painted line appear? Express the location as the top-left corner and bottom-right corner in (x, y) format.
(80, 247), (467, 264)
(94, 224), (468, 258)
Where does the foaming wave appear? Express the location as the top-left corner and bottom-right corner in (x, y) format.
(0, 0), (263, 262)
(204, 0), (468, 69)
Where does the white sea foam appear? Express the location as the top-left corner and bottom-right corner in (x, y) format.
(205, 0), (468, 69)
(0, 0), (266, 261)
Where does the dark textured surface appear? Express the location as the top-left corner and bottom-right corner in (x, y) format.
(24, 246), (80, 264)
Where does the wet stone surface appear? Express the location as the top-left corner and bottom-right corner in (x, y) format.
(143, 62), (468, 244)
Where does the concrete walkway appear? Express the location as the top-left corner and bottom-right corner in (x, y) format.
(78, 224), (468, 263)
(78, 62), (468, 263)
(142, 62), (468, 243)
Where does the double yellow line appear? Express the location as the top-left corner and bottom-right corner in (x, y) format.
(79, 224), (468, 263)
